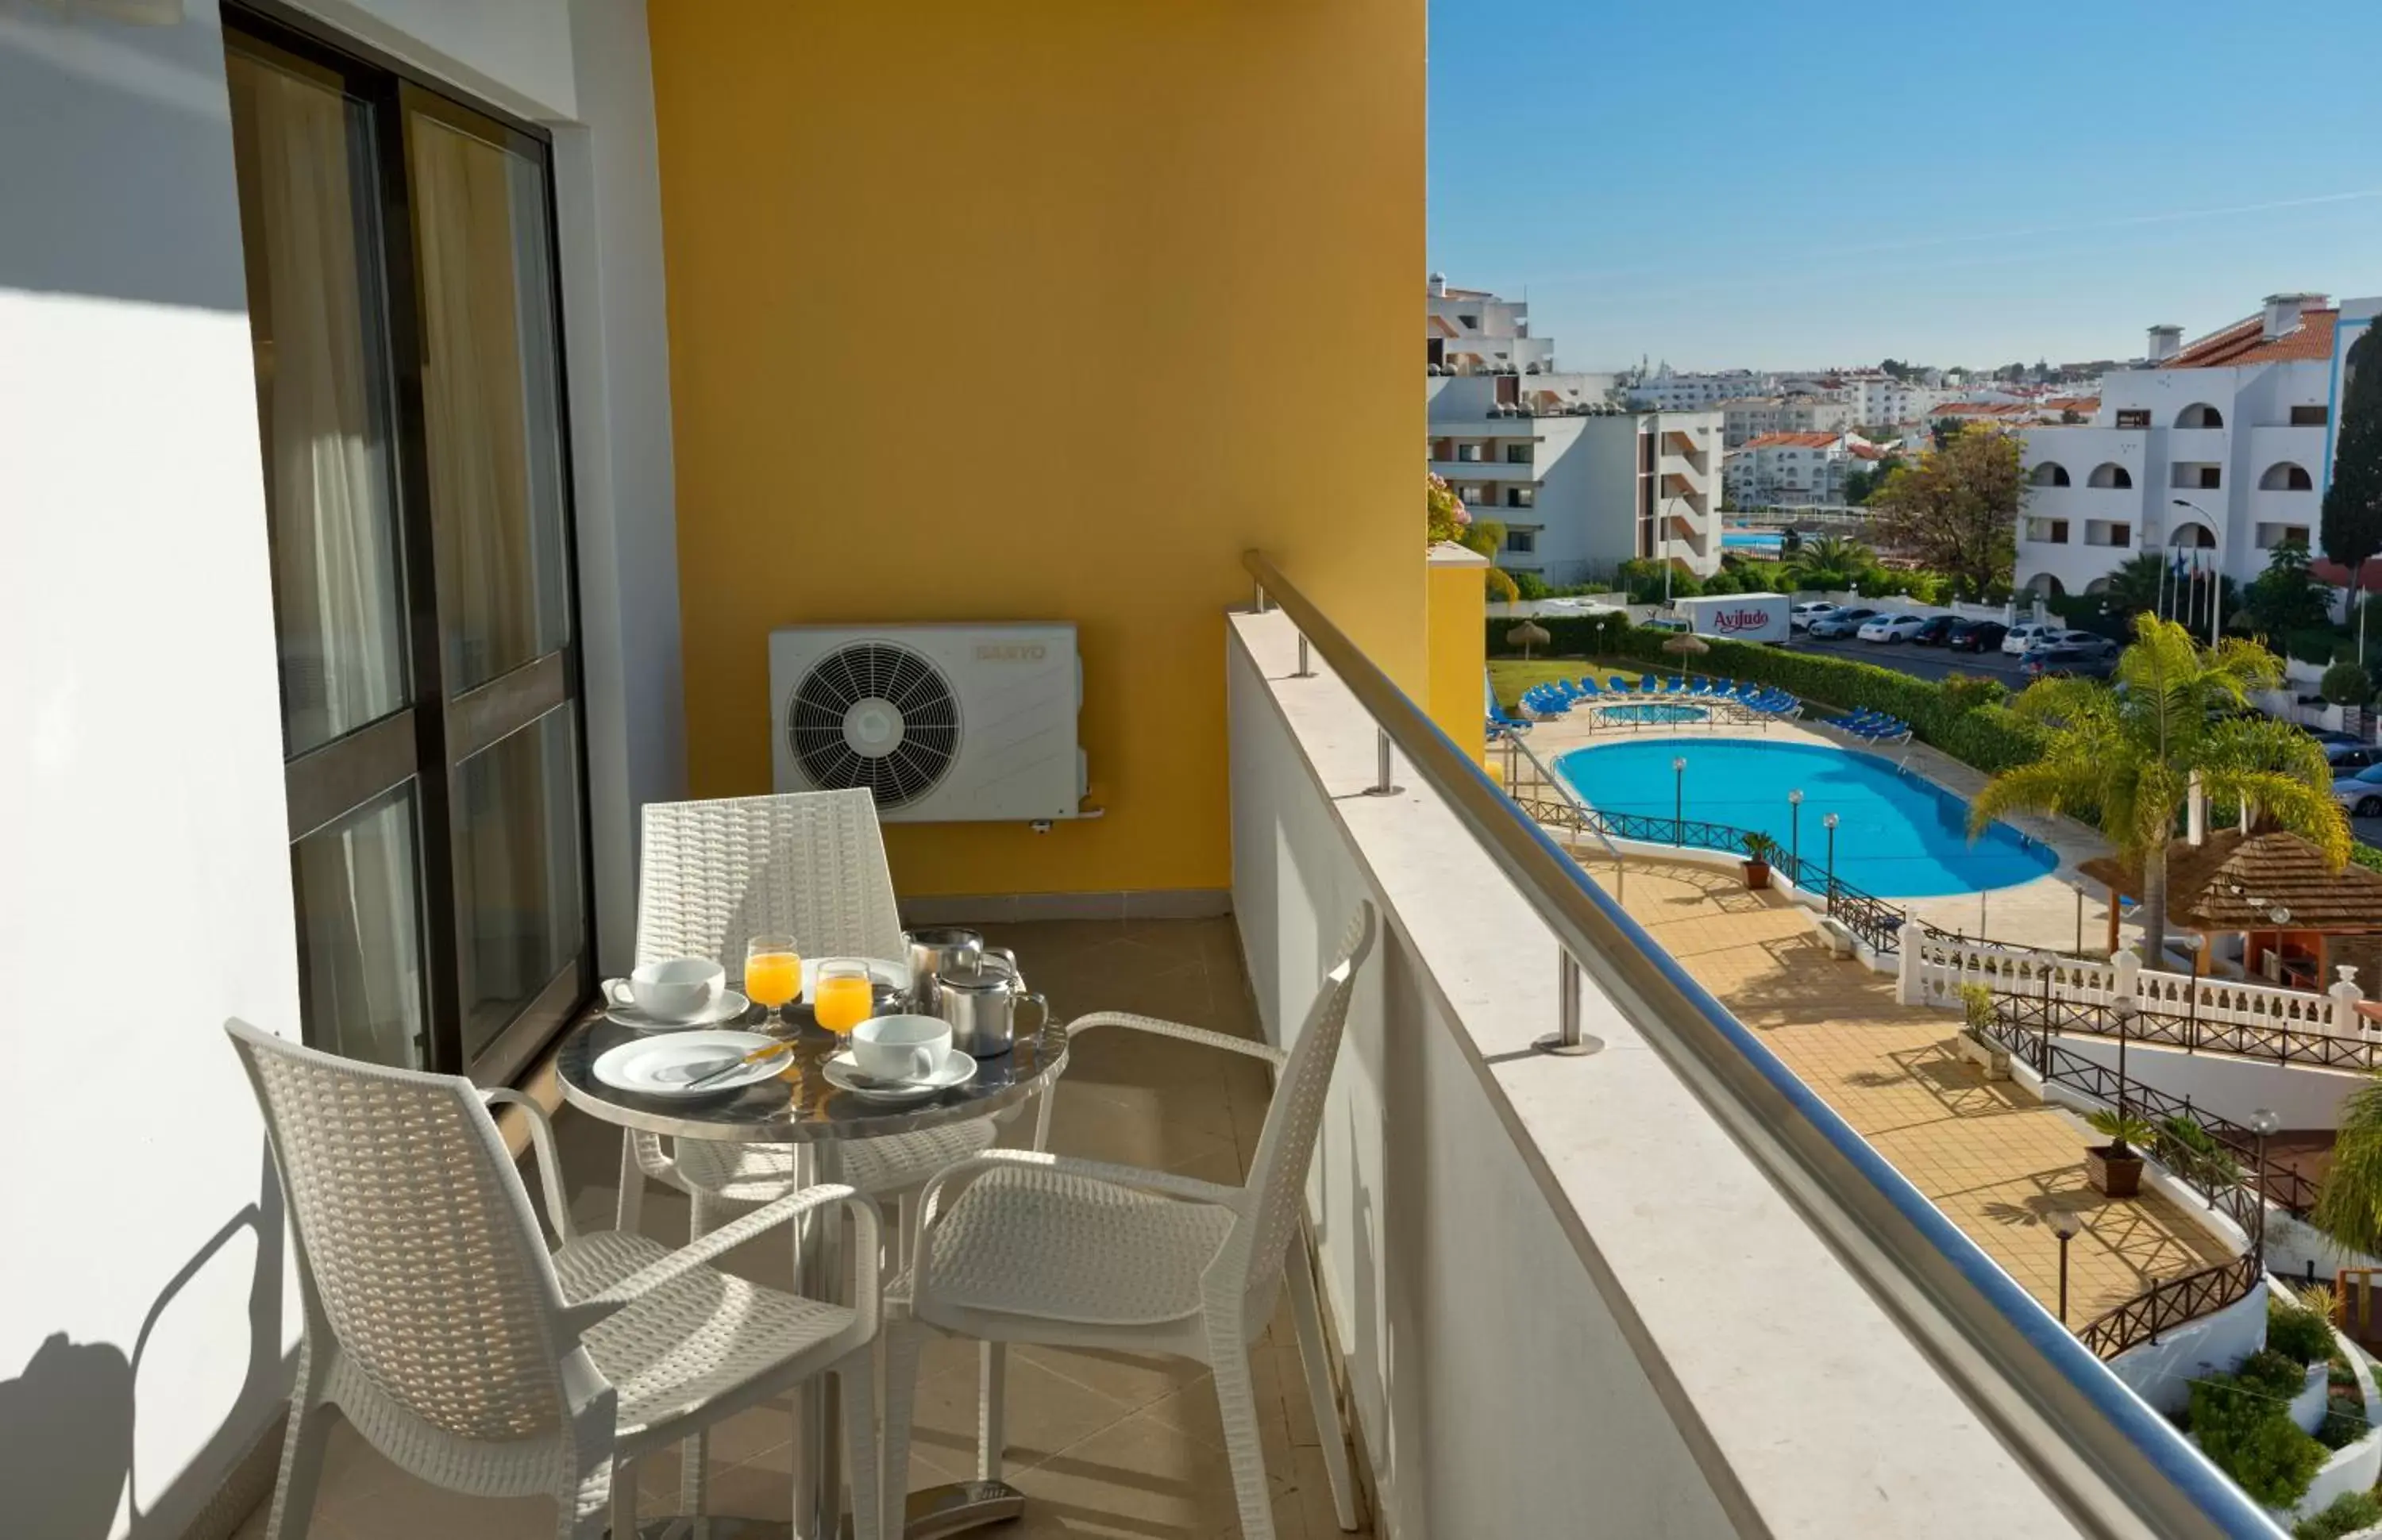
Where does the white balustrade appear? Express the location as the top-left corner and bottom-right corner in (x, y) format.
(1908, 932), (2356, 1039)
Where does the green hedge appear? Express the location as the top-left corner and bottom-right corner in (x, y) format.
(1488, 624), (2051, 773)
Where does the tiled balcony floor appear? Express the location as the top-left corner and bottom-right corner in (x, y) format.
(234, 918), (1371, 1540)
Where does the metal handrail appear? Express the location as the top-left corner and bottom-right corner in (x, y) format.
(2076, 1255), (2262, 1361)
(1243, 549), (2278, 1539)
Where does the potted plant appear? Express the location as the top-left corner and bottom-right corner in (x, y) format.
(2084, 1108), (2153, 1198)
(1954, 983), (2010, 1080)
(1740, 831), (1779, 889)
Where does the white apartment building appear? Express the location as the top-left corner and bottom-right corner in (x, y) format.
(1839, 372), (1951, 430)
(1627, 365), (1772, 410)
(1715, 394), (1855, 449)
(2012, 294), (2377, 599)
(1430, 378), (1722, 583)
(1724, 431), (1885, 509)
(1427, 270), (1556, 375)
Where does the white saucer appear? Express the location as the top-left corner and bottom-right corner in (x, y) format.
(820, 1047), (977, 1105)
(603, 989), (750, 1030)
(592, 1030), (788, 1099)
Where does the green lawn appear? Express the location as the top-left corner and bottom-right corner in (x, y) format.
(1488, 658), (1644, 708)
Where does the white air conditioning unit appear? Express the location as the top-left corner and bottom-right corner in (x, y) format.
(768, 622), (1086, 822)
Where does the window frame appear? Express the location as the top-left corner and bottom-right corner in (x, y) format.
(229, 2), (596, 1087)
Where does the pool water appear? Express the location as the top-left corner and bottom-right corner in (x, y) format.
(1554, 737), (2056, 898)
(1598, 702), (1709, 725)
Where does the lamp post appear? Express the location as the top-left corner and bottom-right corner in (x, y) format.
(2169, 498), (2222, 648)
(2251, 1107), (2281, 1269)
(1789, 789), (1805, 884)
(2048, 1208), (2082, 1324)
(1673, 756), (1687, 845)
(1823, 812), (1840, 914)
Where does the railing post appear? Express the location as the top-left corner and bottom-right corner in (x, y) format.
(1538, 947), (1604, 1057)
(1254, 581), (1270, 614)
(1293, 633), (1313, 679)
(1363, 728), (1401, 797)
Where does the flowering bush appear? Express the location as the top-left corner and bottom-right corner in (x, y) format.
(1426, 472), (1470, 545)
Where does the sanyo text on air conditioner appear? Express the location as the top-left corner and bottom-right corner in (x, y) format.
(767, 623), (1088, 822)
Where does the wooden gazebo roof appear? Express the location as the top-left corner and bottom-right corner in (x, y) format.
(2078, 830), (2382, 933)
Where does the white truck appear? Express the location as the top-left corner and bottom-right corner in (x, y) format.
(1671, 591), (1789, 645)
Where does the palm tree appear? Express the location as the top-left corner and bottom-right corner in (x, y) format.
(2315, 1076), (2382, 1257)
(1968, 613), (2348, 956)
(1786, 533), (1876, 592)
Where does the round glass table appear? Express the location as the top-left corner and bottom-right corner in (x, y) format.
(557, 1011), (1069, 1540)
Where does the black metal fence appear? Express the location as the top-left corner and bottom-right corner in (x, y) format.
(2074, 1253), (2261, 1362)
(1983, 998), (2318, 1217)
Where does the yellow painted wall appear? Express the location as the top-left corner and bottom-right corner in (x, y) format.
(646, 1), (1424, 899)
(1426, 544), (1488, 764)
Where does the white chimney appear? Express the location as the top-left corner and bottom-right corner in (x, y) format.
(2262, 293), (2325, 340)
(1427, 270), (1447, 298)
(2146, 324), (2184, 364)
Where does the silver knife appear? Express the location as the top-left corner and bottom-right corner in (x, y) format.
(682, 1043), (790, 1090)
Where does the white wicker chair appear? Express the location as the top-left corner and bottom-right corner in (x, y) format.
(882, 903), (1378, 1540)
(623, 789), (998, 1244)
(225, 1019), (885, 1540)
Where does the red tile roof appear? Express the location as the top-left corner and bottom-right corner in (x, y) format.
(2044, 395), (2100, 414)
(1937, 402), (2033, 418)
(1743, 431), (1840, 449)
(2164, 308), (2338, 369)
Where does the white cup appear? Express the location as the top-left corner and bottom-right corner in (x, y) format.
(851, 1013), (950, 1083)
(603, 957), (726, 1024)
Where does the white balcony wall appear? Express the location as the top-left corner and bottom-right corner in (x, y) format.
(0, 12), (302, 1538)
(1224, 610), (2087, 1538)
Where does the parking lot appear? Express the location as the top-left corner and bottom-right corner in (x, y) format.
(1789, 630), (2036, 685)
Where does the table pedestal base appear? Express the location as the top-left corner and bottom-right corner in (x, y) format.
(619, 1480), (1025, 1540)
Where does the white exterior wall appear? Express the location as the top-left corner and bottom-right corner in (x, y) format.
(0, 3), (681, 1531)
(2016, 350), (2338, 599)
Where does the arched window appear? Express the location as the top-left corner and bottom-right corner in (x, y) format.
(2084, 576), (2115, 596)
(2024, 572), (2066, 599)
(2087, 463), (2133, 489)
(2169, 522), (2217, 549)
(2027, 461), (2072, 487)
(2260, 462), (2315, 491)
(2176, 402), (2225, 429)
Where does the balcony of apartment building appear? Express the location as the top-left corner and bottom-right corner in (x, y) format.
(5, 6), (2301, 1540)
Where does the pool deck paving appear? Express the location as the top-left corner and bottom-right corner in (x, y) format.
(1594, 854), (2237, 1327)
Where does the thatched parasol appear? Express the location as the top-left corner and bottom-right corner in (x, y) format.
(1506, 621), (1551, 660)
(1662, 631), (1711, 656)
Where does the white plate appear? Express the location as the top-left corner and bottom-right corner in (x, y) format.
(820, 1047), (977, 1105)
(592, 1030), (789, 1099)
(603, 989), (750, 1031)
(801, 955), (912, 1001)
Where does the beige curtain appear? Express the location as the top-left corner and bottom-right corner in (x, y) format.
(411, 117), (568, 1032)
(230, 54), (422, 1066)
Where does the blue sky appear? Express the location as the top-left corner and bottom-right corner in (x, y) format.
(1428, 1), (2382, 372)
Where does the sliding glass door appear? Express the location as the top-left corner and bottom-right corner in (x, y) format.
(227, 10), (590, 1084)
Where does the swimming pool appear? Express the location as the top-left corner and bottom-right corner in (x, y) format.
(1598, 702), (1709, 726)
(1553, 737), (2056, 898)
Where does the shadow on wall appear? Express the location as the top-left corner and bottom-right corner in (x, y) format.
(0, 1140), (288, 1540)
(0, 2), (251, 311)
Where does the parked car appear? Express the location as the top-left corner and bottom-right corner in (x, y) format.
(2334, 764), (2382, 817)
(1947, 620), (2008, 653)
(1789, 601), (1840, 632)
(2021, 627), (2102, 654)
(1857, 614), (1927, 643)
(2327, 743), (2382, 774)
(1910, 615), (1960, 645)
(1807, 607), (1879, 639)
(2001, 622), (2057, 656)
(2022, 643), (2118, 681)
(2311, 729), (2367, 747)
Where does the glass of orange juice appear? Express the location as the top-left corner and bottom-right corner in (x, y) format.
(744, 934), (802, 1034)
(813, 960), (875, 1043)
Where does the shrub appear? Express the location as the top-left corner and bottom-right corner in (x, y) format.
(2354, 844), (2382, 877)
(1509, 569), (1551, 602)
(2237, 1346), (2312, 1399)
(2295, 1490), (2382, 1540)
(1959, 982), (1996, 1035)
(1937, 672), (2006, 715)
(2322, 660), (2373, 706)
(2269, 1292), (2338, 1366)
(2188, 1370), (2328, 1507)
(2287, 628), (2349, 667)
(2158, 1115), (2241, 1188)
(2315, 1392), (2366, 1450)
(2086, 1107), (2156, 1147)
